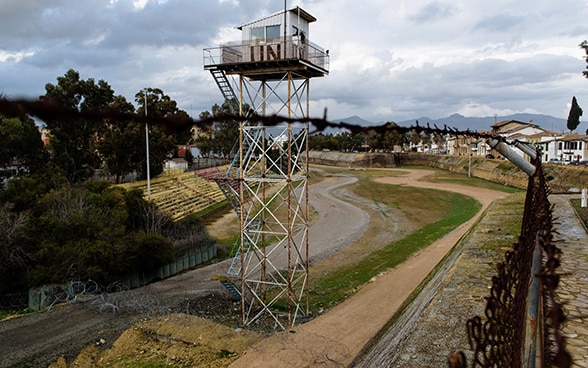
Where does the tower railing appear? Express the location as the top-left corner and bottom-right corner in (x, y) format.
(203, 36), (330, 73)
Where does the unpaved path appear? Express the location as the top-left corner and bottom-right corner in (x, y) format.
(229, 169), (506, 367)
(0, 174), (369, 368)
(141, 174), (369, 304)
(0, 168), (505, 368)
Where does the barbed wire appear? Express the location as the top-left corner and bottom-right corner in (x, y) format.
(40, 280), (168, 317)
(0, 97), (505, 142)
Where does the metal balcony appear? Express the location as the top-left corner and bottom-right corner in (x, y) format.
(204, 36), (329, 81)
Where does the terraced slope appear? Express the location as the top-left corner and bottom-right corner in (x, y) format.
(120, 171), (227, 220)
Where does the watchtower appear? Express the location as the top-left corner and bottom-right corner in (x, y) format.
(203, 6), (329, 330)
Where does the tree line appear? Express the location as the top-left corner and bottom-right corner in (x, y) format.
(308, 126), (446, 153)
(0, 69), (237, 297)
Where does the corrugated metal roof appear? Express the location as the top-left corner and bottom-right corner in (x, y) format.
(237, 6), (316, 30)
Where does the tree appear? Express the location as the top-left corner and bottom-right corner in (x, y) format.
(420, 132), (433, 152)
(95, 95), (143, 183)
(193, 99), (242, 159)
(407, 129), (422, 151)
(134, 88), (185, 178)
(41, 69), (115, 183)
(580, 40), (588, 79)
(382, 126), (405, 152)
(567, 96), (583, 132)
(28, 183), (176, 286)
(0, 113), (48, 180)
(0, 203), (33, 293)
(135, 88), (192, 145)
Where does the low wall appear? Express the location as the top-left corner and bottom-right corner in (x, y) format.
(309, 151), (588, 193)
(308, 151), (400, 168)
(28, 242), (217, 311)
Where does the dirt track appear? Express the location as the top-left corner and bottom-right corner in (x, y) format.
(0, 170), (370, 368)
(0, 168), (505, 367)
(228, 169), (506, 367)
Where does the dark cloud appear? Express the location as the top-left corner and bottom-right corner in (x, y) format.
(1, 0), (588, 122)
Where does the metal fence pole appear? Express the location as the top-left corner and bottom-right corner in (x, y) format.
(524, 233), (543, 368)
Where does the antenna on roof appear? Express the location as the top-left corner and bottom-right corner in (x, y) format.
(283, 0), (287, 46)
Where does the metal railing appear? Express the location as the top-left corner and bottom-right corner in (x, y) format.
(203, 36), (330, 73)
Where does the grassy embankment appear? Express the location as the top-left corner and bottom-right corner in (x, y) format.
(255, 166), (520, 312)
(570, 198), (588, 229)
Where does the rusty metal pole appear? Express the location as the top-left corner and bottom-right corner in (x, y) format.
(524, 233), (543, 368)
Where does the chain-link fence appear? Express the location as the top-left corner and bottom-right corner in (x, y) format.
(449, 155), (570, 368)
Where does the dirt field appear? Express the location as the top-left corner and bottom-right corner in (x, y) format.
(228, 169), (505, 367)
(0, 168), (505, 368)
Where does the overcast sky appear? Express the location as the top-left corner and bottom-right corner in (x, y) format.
(2, 0), (588, 124)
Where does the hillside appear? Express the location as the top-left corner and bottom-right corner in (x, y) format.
(333, 113), (569, 133)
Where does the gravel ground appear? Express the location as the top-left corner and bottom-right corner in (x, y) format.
(228, 169), (507, 368)
(352, 192), (525, 367)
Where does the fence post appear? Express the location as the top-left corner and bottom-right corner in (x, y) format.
(582, 188), (587, 208)
(524, 233), (543, 368)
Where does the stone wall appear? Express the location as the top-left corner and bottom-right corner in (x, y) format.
(308, 151), (588, 193)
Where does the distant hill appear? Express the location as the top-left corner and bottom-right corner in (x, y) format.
(332, 113), (571, 134)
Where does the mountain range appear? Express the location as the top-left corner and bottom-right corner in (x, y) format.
(332, 113), (575, 135)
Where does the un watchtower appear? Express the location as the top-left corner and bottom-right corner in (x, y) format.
(203, 6), (329, 330)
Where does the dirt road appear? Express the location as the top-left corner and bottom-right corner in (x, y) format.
(228, 169), (506, 367)
(0, 168), (505, 368)
(0, 173), (370, 368)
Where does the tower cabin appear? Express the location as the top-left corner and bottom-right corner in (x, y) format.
(203, 6), (329, 81)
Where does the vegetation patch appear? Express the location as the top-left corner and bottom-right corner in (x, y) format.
(307, 172), (481, 311)
(570, 198), (588, 228)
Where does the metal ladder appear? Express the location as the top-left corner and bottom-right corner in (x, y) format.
(209, 69), (237, 102)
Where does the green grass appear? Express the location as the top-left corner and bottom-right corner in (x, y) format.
(570, 198), (588, 228)
(416, 168), (522, 194)
(308, 181), (481, 310)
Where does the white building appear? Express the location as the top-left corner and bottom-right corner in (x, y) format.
(489, 119), (548, 160)
(537, 134), (588, 163)
(165, 158), (188, 170)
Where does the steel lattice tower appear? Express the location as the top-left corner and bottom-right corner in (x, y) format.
(204, 6), (329, 329)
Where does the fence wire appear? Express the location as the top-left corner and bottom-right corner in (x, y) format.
(0, 97), (502, 140)
(0, 98), (572, 366)
(449, 156), (571, 368)
(39, 280), (168, 317)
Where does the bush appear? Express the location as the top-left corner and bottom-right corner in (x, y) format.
(0, 181), (212, 292)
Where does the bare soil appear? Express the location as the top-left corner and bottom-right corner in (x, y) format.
(228, 169), (505, 368)
(0, 168), (505, 368)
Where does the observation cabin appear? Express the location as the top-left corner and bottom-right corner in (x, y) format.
(203, 6), (329, 81)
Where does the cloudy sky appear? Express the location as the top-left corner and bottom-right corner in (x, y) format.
(2, 0), (588, 124)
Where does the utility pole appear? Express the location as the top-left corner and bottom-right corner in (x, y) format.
(145, 90), (151, 201)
